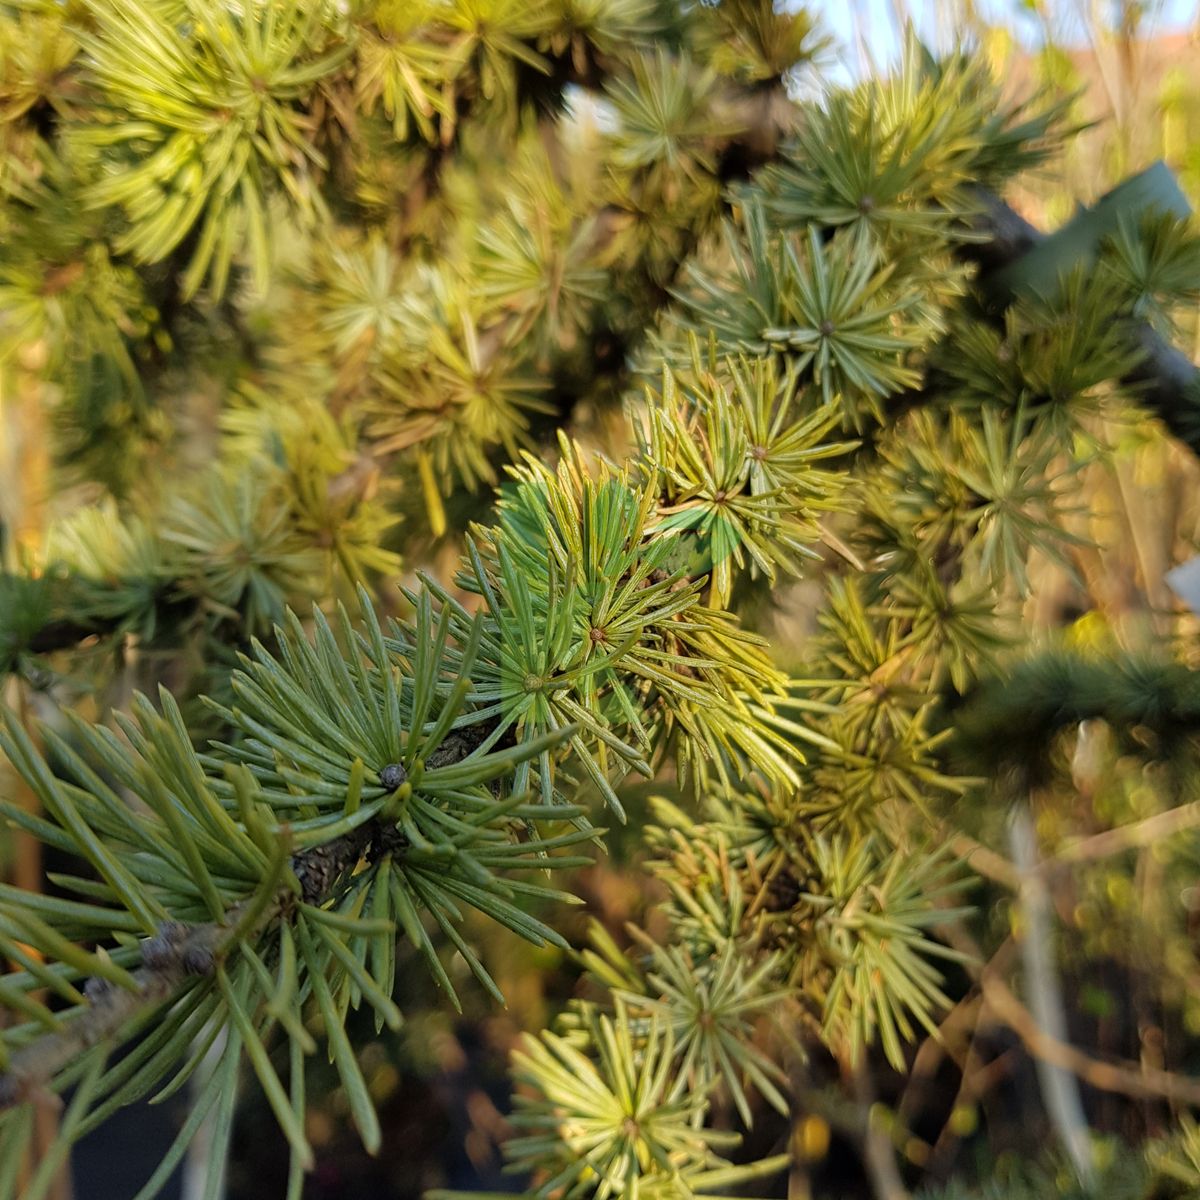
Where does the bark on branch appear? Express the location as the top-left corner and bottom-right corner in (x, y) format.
(0, 922), (220, 1109)
(0, 759), (435, 1108)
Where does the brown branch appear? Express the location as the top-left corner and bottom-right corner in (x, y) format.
(1008, 804), (1094, 1183)
(852, 1060), (912, 1200)
(947, 832), (1022, 889)
(289, 807), (406, 904)
(942, 921), (1200, 1109)
(948, 798), (1200, 892)
(0, 762), (424, 1108)
(0, 922), (220, 1109)
(927, 1048), (1019, 1174)
(902, 940), (1018, 1173)
(1055, 799), (1200, 865)
(979, 970), (1200, 1107)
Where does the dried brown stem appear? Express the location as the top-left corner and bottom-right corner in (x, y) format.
(852, 1060), (912, 1200)
(942, 921), (1200, 1109)
(980, 970), (1200, 1107)
(948, 797), (1200, 892)
(1055, 799), (1200, 864)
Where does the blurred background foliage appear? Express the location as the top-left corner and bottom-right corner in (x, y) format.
(1, 0), (1200, 1199)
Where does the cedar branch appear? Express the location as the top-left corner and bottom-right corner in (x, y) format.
(963, 184), (1200, 450)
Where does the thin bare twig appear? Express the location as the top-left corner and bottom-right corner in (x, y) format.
(940, 921), (1200, 1108)
(949, 796), (1200, 891)
(852, 1060), (911, 1200)
(1056, 799), (1200, 865)
(1009, 805), (1095, 1184)
(947, 833), (1021, 889)
(980, 972), (1200, 1107)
